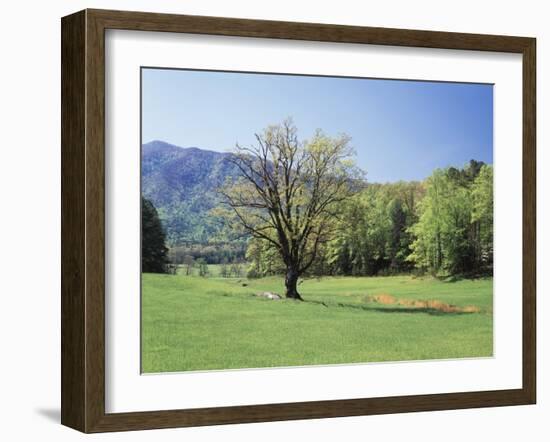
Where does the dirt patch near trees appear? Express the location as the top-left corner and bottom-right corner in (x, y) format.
(364, 293), (481, 314)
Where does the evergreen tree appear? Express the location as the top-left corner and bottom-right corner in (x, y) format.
(142, 197), (169, 273)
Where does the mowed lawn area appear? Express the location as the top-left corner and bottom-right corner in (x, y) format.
(141, 272), (493, 373)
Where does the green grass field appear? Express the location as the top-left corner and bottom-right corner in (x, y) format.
(141, 271), (493, 373)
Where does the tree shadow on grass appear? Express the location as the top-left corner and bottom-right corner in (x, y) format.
(240, 292), (480, 316)
(436, 274), (493, 283)
(362, 306), (475, 316)
(306, 300), (476, 316)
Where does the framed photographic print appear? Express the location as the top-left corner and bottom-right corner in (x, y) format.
(61, 9), (536, 433)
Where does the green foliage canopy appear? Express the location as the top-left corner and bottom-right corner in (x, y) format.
(408, 163), (493, 275)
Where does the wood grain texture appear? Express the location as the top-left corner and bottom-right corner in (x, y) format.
(84, 9), (107, 432)
(61, 10), (86, 432)
(89, 8), (532, 52)
(60, 8), (537, 433)
(522, 38), (537, 404)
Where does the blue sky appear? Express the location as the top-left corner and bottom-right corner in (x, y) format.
(142, 68), (493, 183)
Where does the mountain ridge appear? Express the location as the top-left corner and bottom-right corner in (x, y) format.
(141, 140), (240, 245)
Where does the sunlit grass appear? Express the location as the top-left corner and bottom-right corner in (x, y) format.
(141, 272), (493, 373)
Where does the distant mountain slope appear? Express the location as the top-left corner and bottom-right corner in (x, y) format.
(141, 141), (240, 245)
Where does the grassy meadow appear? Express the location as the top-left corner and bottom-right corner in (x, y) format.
(141, 269), (493, 373)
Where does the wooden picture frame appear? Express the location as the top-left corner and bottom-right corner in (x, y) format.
(61, 8), (536, 433)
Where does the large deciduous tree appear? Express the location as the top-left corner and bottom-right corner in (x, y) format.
(219, 119), (363, 300)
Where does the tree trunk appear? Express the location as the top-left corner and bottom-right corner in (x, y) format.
(285, 268), (303, 300)
(436, 231), (442, 271)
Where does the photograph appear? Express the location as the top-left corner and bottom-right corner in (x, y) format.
(140, 67), (494, 374)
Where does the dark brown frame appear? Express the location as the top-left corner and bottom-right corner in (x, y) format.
(61, 8), (536, 433)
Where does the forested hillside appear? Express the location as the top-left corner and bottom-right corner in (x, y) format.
(142, 141), (241, 244)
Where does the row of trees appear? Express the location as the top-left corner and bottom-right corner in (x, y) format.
(409, 161), (493, 275)
(141, 203), (248, 278)
(324, 181), (423, 276)
(244, 160), (493, 279)
(168, 242), (246, 265)
(144, 161), (492, 281)
(180, 255), (245, 278)
(143, 120), (493, 300)
(245, 181), (421, 277)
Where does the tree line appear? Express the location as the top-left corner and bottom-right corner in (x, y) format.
(168, 242), (246, 265)
(246, 159), (493, 279)
(142, 199), (247, 276)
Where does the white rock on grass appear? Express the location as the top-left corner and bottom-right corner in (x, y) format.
(255, 292), (282, 300)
